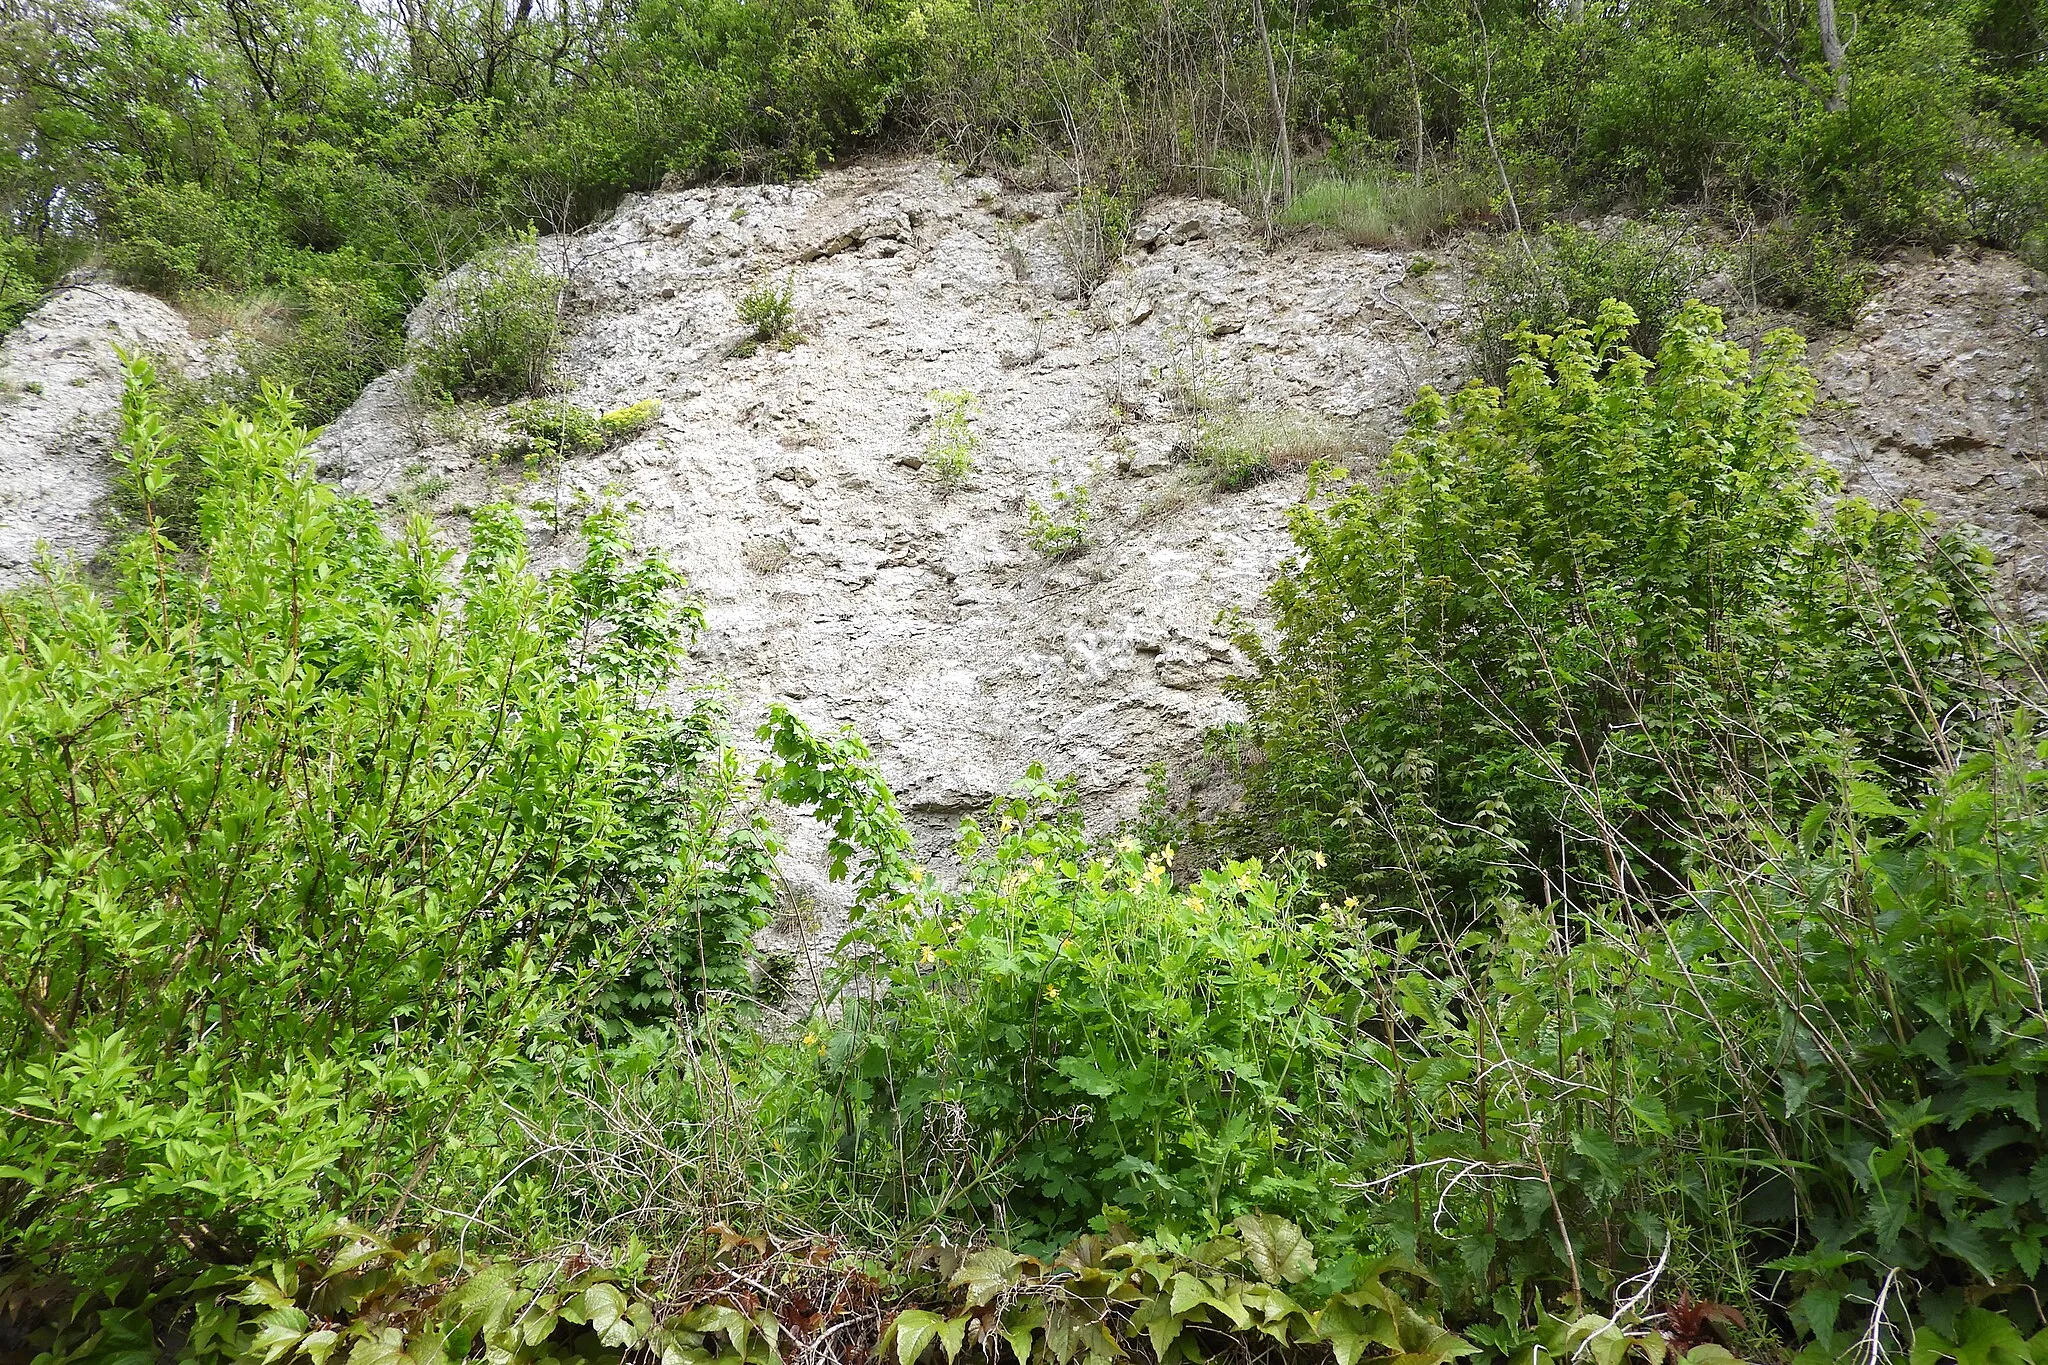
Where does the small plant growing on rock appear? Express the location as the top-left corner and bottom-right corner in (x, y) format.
(1054, 187), (1133, 297)
(1198, 410), (1356, 491)
(922, 389), (980, 489)
(499, 397), (660, 465)
(599, 398), (661, 442)
(406, 235), (564, 403)
(733, 274), (800, 355)
(1026, 478), (1091, 558)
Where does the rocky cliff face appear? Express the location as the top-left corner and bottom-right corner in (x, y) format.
(4, 158), (2045, 856)
(0, 278), (210, 587)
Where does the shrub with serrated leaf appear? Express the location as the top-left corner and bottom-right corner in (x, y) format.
(1238, 300), (2002, 913)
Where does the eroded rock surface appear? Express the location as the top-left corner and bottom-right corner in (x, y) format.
(319, 159), (1468, 846)
(0, 276), (207, 588)
(1803, 250), (2048, 606)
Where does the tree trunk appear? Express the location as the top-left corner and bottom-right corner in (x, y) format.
(1252, 0), (1294, 204)
(1816, 0), (1850, 110)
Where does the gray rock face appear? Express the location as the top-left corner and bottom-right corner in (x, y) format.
(0, 276), (208, 589)
(312, 162), (2048, 858)
(1802, 250), (2048, 606)
(318, 159), (1467, 847)
(3, 163), (2043, 864)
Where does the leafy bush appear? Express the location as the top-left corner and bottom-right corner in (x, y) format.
(1748, 213), (1878, 326)
(1053, 188), (1133, 296)
(0, 234), (56, 332)
(1238, 301), (2000, 908)
(243, 274), (409, 426)
(601, 398), (662, 441)
(734, 275), (799, 354)
(830, 774), (1364, 1242)
(922, 389), (980, 488)
(0, 359), (760, 1286)
(407, 236), (564, 404)
(503, 397), (607, 460)
(1025, 479), (1091, 557)
(1468, 221), (1708, 383)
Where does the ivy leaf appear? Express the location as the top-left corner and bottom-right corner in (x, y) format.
(300, 1330), (341, 1365)
(1234, 1214), (1317, 1285)
(952, 1248), (1025, 1307)
(1000, 1300), (1045, 1365)
(888, 1309), (947, 1365)
(584, 1282), (628, 1338)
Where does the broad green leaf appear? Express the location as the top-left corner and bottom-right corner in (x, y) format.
(889, 1309), (947, 1365)
(1234, 1214), (1316, 1285)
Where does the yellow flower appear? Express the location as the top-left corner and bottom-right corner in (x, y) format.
(1311, 850), (1327, 869)
(909, 866), (925, 884)
(920, 944), (936, 965)
(1344, 897), (1359, 909)
(1162, 845), (1176, 865)
(1046, 985), (1060, 1000)
(802, 1032), (818, 1047)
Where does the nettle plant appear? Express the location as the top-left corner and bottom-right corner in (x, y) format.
(0, 357), (769, 1287)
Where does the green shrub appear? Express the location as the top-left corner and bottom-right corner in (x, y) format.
(734, 275), (799, 353)
(0, 357), (763, 1286)
(101, 180), (291, 297)
(243, 274), (409, 426)
(1238, 301), (2001, 909)
(1791, 21), (1983, 246)
(1054, 187), (1133, 295)
(407, 236), (564, 404)
(502, 396), (607, 461)
(1025, 478), (1091, 557)
(600, 398), (662, 441)
(498, 397), (661, 464)
(1468, 221), (1707, 384)
(0, 234), (56, 332)
(1749, 213), (1879, 326)
(922, 388), (979, 488)
(830, 773), (1362, 1243)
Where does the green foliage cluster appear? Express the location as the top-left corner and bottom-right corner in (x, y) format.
(407, 238), (564, 405)
(1025, 480), (1091, 557)
(734, 276), (801, 355)
(1239, 301), (1998, 906)
(0, 0), (922, 416)
(1468, 223), (1708, 383)
(0, 360), (778, 1290)
(499, 397), (660, 464)
(922, 389), (980, 489)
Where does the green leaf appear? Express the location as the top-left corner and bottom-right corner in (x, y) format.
(584, 1283), (628, 1339)
(889, 1310), (947, 1365)
(1234, 1214), (1317, 1285)
(1000, 1300), (1046, 1365)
